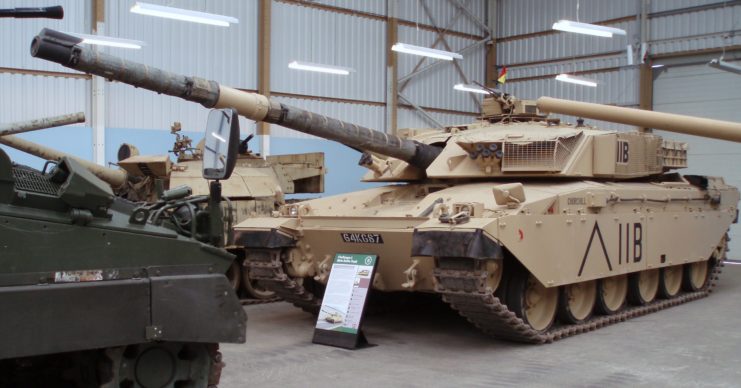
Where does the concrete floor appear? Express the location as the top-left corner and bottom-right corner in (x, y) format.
(220, 264), (741, 387)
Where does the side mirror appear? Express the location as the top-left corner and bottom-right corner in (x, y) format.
(203, 108), (239, 180)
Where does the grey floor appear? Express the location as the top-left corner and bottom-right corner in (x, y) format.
(220, 264), (741, 387)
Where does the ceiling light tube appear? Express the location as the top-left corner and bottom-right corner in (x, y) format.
(130, 2), (239, 27)
(708, 58), (741, 75)
(288, 60), (354, 75)
(65, 32), (144, 49)
(453, 83), (489, 94)
(552, 20), (626, 38)
(391, 42), (463, 61)
(555, 73), (598, 87)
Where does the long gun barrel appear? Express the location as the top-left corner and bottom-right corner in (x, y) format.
(0, 113), (127, 187)
(0, 112), (84, 137)
(31, 28), (442, 170)
(536, 97), (741, 143)
(0, 6), (63, 19)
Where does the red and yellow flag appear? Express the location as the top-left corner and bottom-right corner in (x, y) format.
(497, 66), (507, 84)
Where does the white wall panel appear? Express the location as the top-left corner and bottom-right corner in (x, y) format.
(650, 4), (741, 54)
(650, 0), (723, 13)
(653, 61), (741, 257)
(497, 0), (637, 38)
(271, 1), (385, 102)
(0, 73), (89, 123)
(0, 0), (88, 72)
(398, 26), (485, 113)
(271, 97), (385, 139)
(107, 0), (258, 89)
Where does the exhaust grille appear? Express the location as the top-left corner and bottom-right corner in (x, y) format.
(502, 133), (582, 172)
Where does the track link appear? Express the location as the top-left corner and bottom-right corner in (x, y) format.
(433, 257), (722, 344)
(243, 249), (321, 313)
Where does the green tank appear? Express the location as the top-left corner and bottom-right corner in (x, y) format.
(0, 110), (246, 387)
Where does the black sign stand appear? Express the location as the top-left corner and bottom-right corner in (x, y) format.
(312, 253), (379, 350)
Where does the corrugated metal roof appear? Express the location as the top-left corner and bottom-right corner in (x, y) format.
(497, 0), (637, 38)
(106, 0), (258, 89)
(0, 72), (89, 123)
(0, 0), (88, 72)
(271, 1), (385, 102)
(498, 20), (637, 66)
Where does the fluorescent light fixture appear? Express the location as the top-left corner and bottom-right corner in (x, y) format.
(453, 83), (489, 94)
(708, 58), (741, 75)
(724, 260), (741, 265)
(391, 42), (463, 61)
(288, 60), (354, 75)
(65, 32), (144, 49)
(555, 73), (598, 87)
(651, 64), (665, 69)
(552, 20), (626, 38)
(130, 2), (239, 27)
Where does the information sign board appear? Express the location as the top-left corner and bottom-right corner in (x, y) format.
(312, 253), (378, 349)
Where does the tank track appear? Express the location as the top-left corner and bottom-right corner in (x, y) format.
(243, 249), (321, 313)
(239, 296), (281, 306)
(433, 257), (722, 344)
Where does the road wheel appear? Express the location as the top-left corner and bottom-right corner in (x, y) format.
(628, 269), (659, 305)
(658, 265), (683, 298)
(241, 265), (277, 300)
(104, 342), (217, 388)
(683, 260), (710, 292)
(558, 280), (596, 324)
(507, 270), (558, 332)
(595, 274), (627, 315)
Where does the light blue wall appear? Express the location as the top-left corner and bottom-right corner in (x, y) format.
(0, 125), (92, 170)
(105, 127), (202, 166)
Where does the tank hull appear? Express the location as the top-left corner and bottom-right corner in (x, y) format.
(236, 177), (737, 341)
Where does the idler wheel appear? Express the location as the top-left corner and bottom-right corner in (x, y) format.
(226, 260), (241, 292)
(683, 260), (710, 292)
(558, 280), (596, 324)
(483, 260), (503, 292)
(628, 269), (660, 305)
(658, 265), (683, 298)
(507, 270), (558, 332)
(595, 274), (627, 315)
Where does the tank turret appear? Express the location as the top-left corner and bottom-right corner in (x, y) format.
(31, 28), (442, 171)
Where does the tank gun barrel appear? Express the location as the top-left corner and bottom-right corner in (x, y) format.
(0, 6), (63, 19)
(30, 28), (442, 170)
(536, 97), (741, 143)
(0, 112), (84, 137)
(0, 134), (127, 188)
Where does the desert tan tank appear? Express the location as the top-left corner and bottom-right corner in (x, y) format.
(32, 28), (741, 343)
